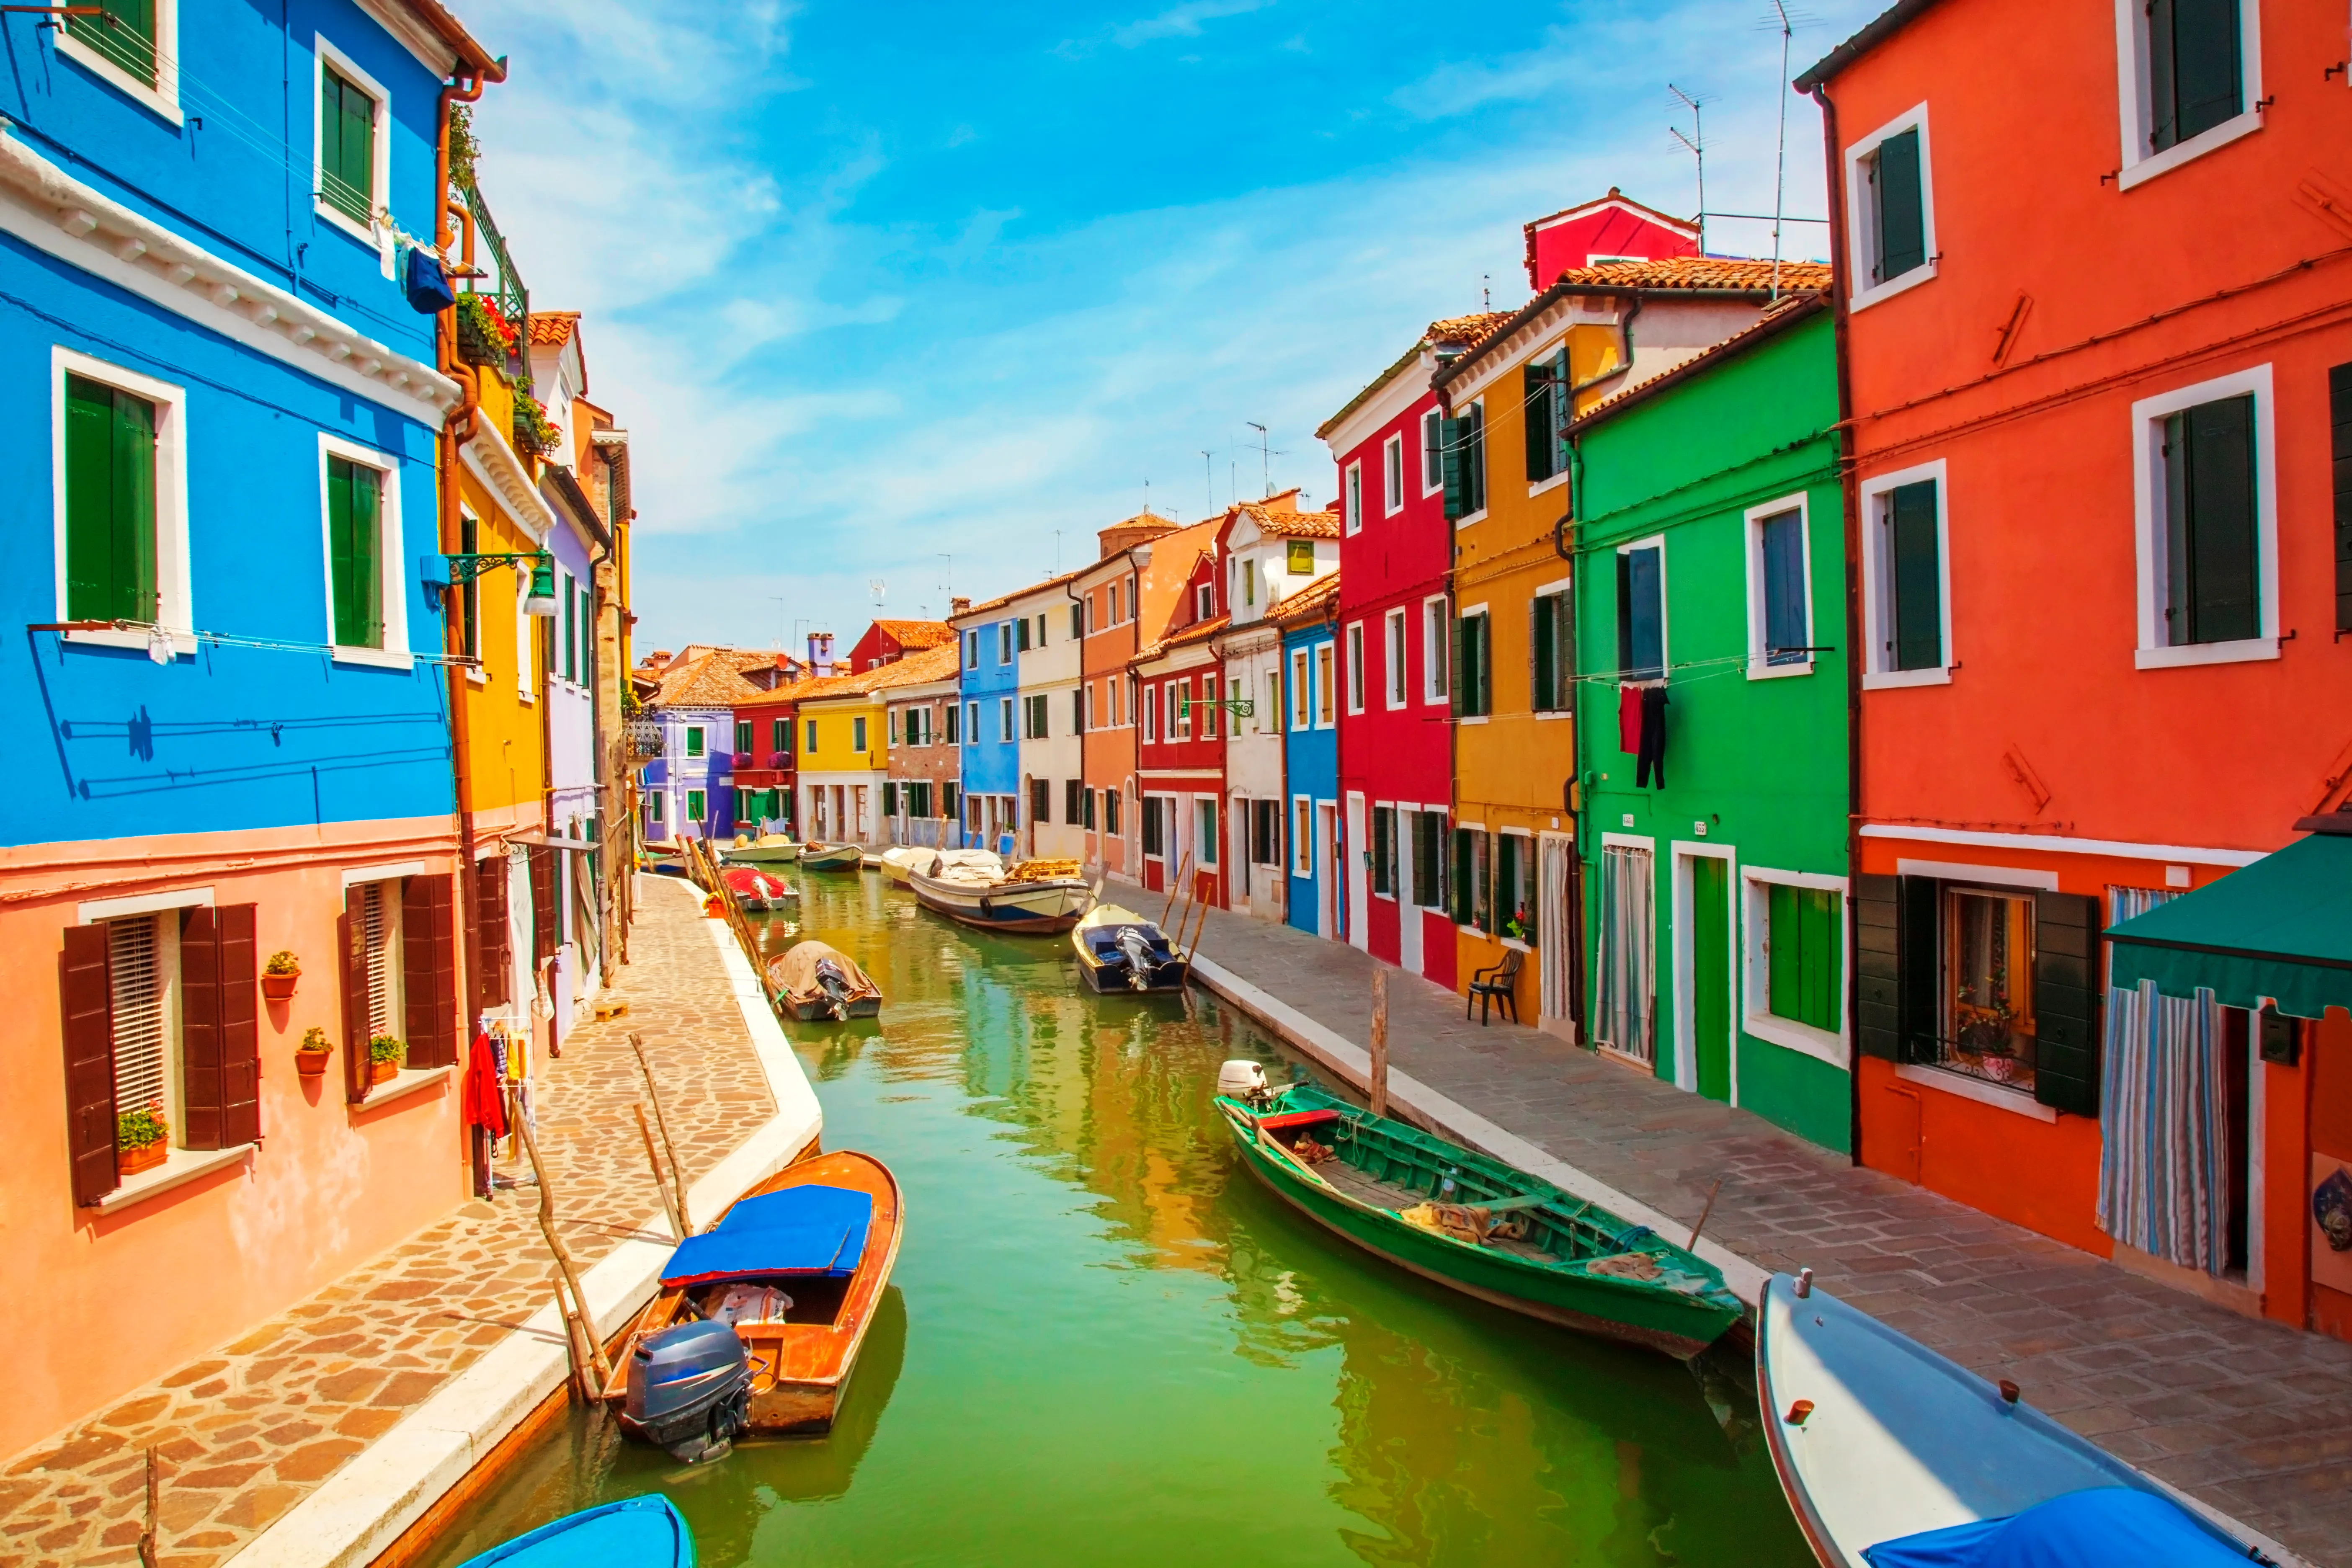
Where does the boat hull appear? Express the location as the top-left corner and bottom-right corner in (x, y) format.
(452, 1495), (692, 1568)
(1075, 955), (1191, 993)
(799, 844), (864, 872)
(784, 994), (882, 1021)
(723, 844), (802, 866)
(910, 872), (1090, 934)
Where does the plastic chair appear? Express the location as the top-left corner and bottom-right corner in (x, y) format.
(1466, 947), (1524, 1025)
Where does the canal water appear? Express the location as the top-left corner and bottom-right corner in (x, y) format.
(423, 871), (1810, 1568)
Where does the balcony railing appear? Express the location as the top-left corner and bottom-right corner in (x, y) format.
(624, 717), (664, 761)
(1917, 1031), (2037, 1093)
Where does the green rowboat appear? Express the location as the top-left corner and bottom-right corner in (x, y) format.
(1217, 1081), (1743, 1359)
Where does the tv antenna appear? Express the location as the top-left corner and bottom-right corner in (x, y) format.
(1245, 421), (1284, 499)
(869, 578), (886, 607)
(770, 595), (789, 650)
(1202, 450), (1214, 518)
(1669, 83), (1711, 254)
(1768, 2), (1792, 296)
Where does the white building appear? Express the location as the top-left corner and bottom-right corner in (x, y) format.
(1220, 494), (1339, 921)
(1007, 569), (1087, 863)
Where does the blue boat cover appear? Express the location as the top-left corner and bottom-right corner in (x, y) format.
(455, 1494), (693, 1568)
(1862, 1488), (2247, 1568)
(660, 1184), (873, 1288)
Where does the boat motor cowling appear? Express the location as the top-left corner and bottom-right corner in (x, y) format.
(1217, 1060), (1271, 1101)
(622, 1319), (751, 1463)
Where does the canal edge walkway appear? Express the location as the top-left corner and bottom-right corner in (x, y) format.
(1163, 892), (2347, 1568)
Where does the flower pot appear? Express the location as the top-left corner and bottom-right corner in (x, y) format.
(369, 1059), (401, 1084)
(119, 1140), (167, 1176)
(455, 312), (505, 367)
(261, 971), (299, 1001)
(295, 1047), (332, 1079)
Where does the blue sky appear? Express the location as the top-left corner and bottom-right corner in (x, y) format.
(461, 0), (1881, 654)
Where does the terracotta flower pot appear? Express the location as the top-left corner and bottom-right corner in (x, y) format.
(119, 1140), (167, 1175)
(295, 1047), (332, 1079)
(261, 971), (299, 1001)
(369, 1058), (401, 1085)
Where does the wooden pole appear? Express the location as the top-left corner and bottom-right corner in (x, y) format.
(631, 1032), (691, 1235)
(1686, 1175), (1726, 1251)
(1159, 851), (1192, 930)
(519, 1118), (614, 1388)
(635, 1101), (684, 1240)
(1369, 967), (1390, 1119)
(137, 1446), (158, 1568)
(552, 1265), (596, 1402)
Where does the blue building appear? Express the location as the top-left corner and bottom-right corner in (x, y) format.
(1275, 577), (1341, 939)
(950, 592), (1025, 857)
(0, 0), (510, 1474)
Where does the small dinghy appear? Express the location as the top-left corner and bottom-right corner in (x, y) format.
(799, 842), (864, 872)
(1218, 1073), (1742, 1358)
(1757, 1271), (2263, 1566)
(720, 866), (798, 912)
(451, 1494), (694, 1568)
(909, 850), (1091, 934)
(723, 831), (802, 866)
(605, 1152), (903, 1445)
(766, 940), (882, 1020)
(1069, 904), (1189, 993)
(878, 846), (934, 886)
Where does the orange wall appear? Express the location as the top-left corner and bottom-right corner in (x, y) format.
(0, 820), (469, 1458)
(1857, 1056), (2110, 1255)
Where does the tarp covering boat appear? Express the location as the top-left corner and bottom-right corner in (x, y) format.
(769, 941), (876, 999)
(660, 1184), (874, 1289)
(1861, 1488), (2250, 1568)
(721, 866), (795, 908)
(452, 1494), (694, 1568)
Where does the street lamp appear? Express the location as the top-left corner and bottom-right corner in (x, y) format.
(442, 549), (559, 616)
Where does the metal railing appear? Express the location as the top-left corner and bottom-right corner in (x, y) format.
(624, 717), (664, 761)
(458, 181), (529, 354)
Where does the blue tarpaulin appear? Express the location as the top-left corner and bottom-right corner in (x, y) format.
(1862, 1488), (2249, 1568)
(660, 1185), (873, 1288)
(456, 1494), (693, 1568)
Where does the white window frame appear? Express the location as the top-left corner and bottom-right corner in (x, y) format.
(2130, 363), (2279, 669)
(1292, 794), (1313, 876)
(998, 622), (1012, 664)
(317, 431), (409, 669)
(1614, 535), (1668, 682)
(1345, 621), (1366, 714)
(54, 0), (181, 125)
(1344, 460), (1364, 535)
(1858, 458), (1954, 689)
(965, 630), (978, 668)
(1743, 492), (1816, 680)
(1454, 397), (1489, 527)
(51, 346), (194, 656)
(964, 700), (979, 741)
(999, 695), (1015, 742)
(1421, 594), (1449, 706)
(1383, 433), (1406, 516)
(2112, 0), (2264, 191)
(1290, 648), (1310, 731)
(312, 36), (394, 262)
(1844, 103), (1938, 314)
(1315, 640), (1335, 728)
(1145, 682), (1160, 743)
(1384, 607), (1408, 709)
(1421, 408), (1444, 496)
(1740, 867), (1852, 1070)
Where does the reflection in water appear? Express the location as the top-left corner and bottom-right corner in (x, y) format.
(425, 872), (1807, 1567)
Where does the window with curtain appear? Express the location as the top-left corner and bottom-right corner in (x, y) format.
(62, 372), (159, 624)
(1936, 887), (2037, 1088)
(1594, 844), (1656, 1061)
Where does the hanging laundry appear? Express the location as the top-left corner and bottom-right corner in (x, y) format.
(1636, 685), (1670, 788)
(463, 1028), (509, 1138)
(1618, 684), (1643, 754)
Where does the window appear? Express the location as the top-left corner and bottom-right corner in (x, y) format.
(803, 719), (816, 754)
(1422, 408), (1444, 495)
(942, 782), (959, 821)
(1175, 678), (1192, 738)
(1345, 462), (1364, 534)
(738, 787), (753, 821)
(1000, 696), (1015, 741)
(1239, 556), (1254, 607)
(1024, 692), (1048, 740)
(1450, 828), (1490, 929)
(1248, 798), (1275, 865)
(1524, 350), (1568, 484)
(1292, 798), (1312, 877)
(1197, 799), (1219, 866)
(1202, 675), (1220, 738)
(1453, 608), (1491, 717)
(1290, 651), (1310, 729)
(2117, 0), (2259, 188)
(735, 720), (753, 756)
(2136, 369), (2275, 665)
(963, 701), (977, 742)
(1767, 884), (1842, 1033)
(998, 623), (1013, 663)
(1104, 789), (1121, 834)
(1411, 811), (1447, 908)
(1074, 686), (1087, 734)
(1030, 777), (1050, 824)
(1442, 401), (1486, 519)
(315, 45), (386, 238)
(1070, 601), (1083, 640)
(686, 788), (706, 822)
(1346, 624), (1365, 713)
(1940, 886), (2037, 1089)
(66, 0), (165, 93)
(1287, 540), (1315, 575)
(1385, 609), (1408, 707)
(1423, 597), (1449, 703)
(61, 369), (160, 624)
(324, 453), (386, 649)
(1615, 544), (1663, 682)
(1532, 588), (1571, 712)
(107, 911), (178, 1142)
(1371, 805), (1395, 897)
(1862, 463), (1950, 683)
(1075, 781), (1093, 829)
(1110, 582), (1123, 623)
(1036, 613), (1048, 645)
(686, 725), (706, 759)
(1146, 683), (1160, 742)
(1845, 107), (1935, 308)
(965, 630), (979, 668)
(648, 791), (664, 824)
(1257, 671), (1276, 734)
(1495, 834), (1529, 941)
(459, 516), (480, 660)
(564, 577), (580, 683)
(1747, 498), (1813, 675)
(1112, 676), (1124, 727)
(1196, 582), (1214, 621)
(853, 715), (867, 753)
(1316, 643), (1334, 725)
(1015, 617), (1031, 653)
(1142, 796), (1164, 856)
(1383, 434), (1405, 516)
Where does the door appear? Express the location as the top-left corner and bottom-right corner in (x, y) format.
(1692, 856), (1731, 1102)
(1318, 802), (1339, 938)
(1399, 810), (1424, 975)
(1538, 832), (1576, 1039)
(1345, 793), (1369, 950)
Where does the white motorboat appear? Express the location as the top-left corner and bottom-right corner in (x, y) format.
(908, 850), (1091, 935)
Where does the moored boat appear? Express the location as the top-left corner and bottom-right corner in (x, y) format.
(720, 865), (798, 912)
(766, 939), (882, 1020)
(723, 832), (802, 866)
(451, 1495), (694, 1568)
(799, 842), (864, 872)
(909, 851), (1091, 934)
(1216, 1075), (1743, 1359)
(604, 1151), (903, 1443)
(878, 846), (934, 885)
(1756, 1271), (2259, 1566)
(1069, 904), (1189, 993)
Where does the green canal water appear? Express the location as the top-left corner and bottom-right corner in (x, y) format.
(422, 872), (1810, 1568)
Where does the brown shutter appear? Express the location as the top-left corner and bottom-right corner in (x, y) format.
(340, 907), (372, 1104)
(217, 904), (260, 1147)
(529, 845), (556, 965)
(402, 875), (458, 1068)
(472, 858), (511, 1012)
(60, 926), (119, 1207)
(181, 906), (224, 1150)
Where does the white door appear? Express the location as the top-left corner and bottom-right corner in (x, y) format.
(1399, 809), (1424, 975)
(1318, 802), (1339, 938)
(1345, 792), (1368, 950)
(1539, 831), (1577, 1041)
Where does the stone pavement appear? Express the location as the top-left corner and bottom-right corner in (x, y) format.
(0, 878), (776, 1568)
(1181, 897), (2352, 1567)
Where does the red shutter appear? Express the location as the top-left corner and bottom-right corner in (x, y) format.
(340, 908), (372, 1104)
(217, 904), (260, 1147)
(530, 845), (556, 965)
(60, 926), (119, 1207)
(181, 906), (224, 1150)
(472, 859), (510, 1012)
(402, 875), (457, 1068)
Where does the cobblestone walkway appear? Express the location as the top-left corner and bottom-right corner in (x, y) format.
(0, 879), (775, 1568)
(1180, 897), (2352, 1567)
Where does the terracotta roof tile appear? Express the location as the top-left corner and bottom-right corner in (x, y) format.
(870, 619), (955, 649)
(1267, 572), (1342, 627)
(528, 310), (580, 347)
(866, 642), (960, 689)
(1571, 291), (1830, 429)
(1547, 256), (1834, 293)
(1235, 502), (1340, 539)
(1135, 613), (1231, 662)
(650, 651), (767, 709)
(1426, 310), (1514, 343)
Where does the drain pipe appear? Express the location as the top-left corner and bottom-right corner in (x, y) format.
(1552, 437), (1589, 1043)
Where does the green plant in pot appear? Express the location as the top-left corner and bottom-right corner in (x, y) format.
(118, 1097), (170, 1174)
(296, 1025), (333, 1078)
(262, 949), (301, 1000)
(367, 1035), (407, 1084)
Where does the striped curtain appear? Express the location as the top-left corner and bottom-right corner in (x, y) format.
(2096, 886), (2228, 1273)
(1594, 846), (1654, 1061)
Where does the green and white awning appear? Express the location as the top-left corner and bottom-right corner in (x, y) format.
(2107, 833), (2352, 1019)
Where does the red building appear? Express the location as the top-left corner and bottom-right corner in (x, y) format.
(1801, 0), (2352, 1338)
(846, 618), (954, 674)
(1132, 527), (1231, 906)
(1521, 188), (1700, 290)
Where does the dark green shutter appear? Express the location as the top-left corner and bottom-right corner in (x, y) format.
(2333, 363), (2352, 635)
(64, 374), (158, 624)
(2150, 0), (2241, 152)
(1769, 883), (1801, 1023)
(71, 0), (156, 85)
(1449, 608), (1465, 717)
(1450, 828), (1472, 924)
(327, 456), (382, 648)
(1531, 596), (1554, 712)
(321, 66), (376, 224)
(1854, 874), (1902, 1060)
(1897, 877), (1939, 1063)
(1441, 417), (1466, 520)
(1804, 888), (1841, 1032)
(2032, 892), (2101, 1117)
(1464, 405), (1486, 514)
(1872, 128), (1926, 282)
(1888, 480), (1941, 671)
(2164, 395), (2259, 646)
(1524, 361), (1554, 483)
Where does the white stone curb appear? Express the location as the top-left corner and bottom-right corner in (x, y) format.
(225, 877), (822, 1568)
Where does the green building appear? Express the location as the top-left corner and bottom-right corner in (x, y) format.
(1568, 297), (1852, 1152)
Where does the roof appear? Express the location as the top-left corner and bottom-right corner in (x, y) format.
(1568, 292), (1831, 433)
(528, 310), (580, 347)
(1233, 500), (1339, 539)
(650, 650), (770, 710)
(1794, 0), (1941, 93)
(1135, 613), (1230, 663)
(1267, 572), (1341, 629)
(870, 619), (955, 650)
(1316, 312), (1513, 440)
(1522, 187), (1700, 239)
(866, 642), (960, 691)
(2109, 831), (2352, 1019)
(393, 0), (502, 73)
(950, 564), (1090, 622)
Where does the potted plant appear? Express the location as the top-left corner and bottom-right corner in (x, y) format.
(513, 390), (559, 456)
(295, 1026), (333, 1078)
(118, 1098), (170, 1175)
(367, 1035), (407, 1085)
(454, 292), (518, 368)
(262, 949), (301, 1001)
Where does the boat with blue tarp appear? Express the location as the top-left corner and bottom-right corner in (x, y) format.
(451, 1495), (693, 1568)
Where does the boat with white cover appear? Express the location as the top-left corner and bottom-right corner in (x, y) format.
(908, 849), (1091, 934)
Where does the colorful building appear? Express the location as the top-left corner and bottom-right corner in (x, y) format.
(0, 0), (497, 1458)
(795, 664), (891, 846)
(1133, 539), (1230, 903)
(1074, 513), (1176, 879)
(1275, 574), (1344, 938)
(1520, 188), (1700, 291)
(1003, 571), (1087, 862)
(640, 650), (765, 843)
(847, 617), (954, 674)
(953, 591), (1029, 856)
(1800, 0), (2352, 1334)
(1568, 294), (1852, 1151)
(882, 644), (963, 846)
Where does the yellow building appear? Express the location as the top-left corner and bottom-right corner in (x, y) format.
(796, 671), (891, 845)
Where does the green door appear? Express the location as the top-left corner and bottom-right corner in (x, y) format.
(1692, 857), (1730, 1102)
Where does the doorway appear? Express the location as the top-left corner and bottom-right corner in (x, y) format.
(1398, 808), (1424, 975)
(1346, 793), (1368, 950)
(1538, 832), (1576, 1040)
(1692, 855), (1731, 1102)
(1318, 802), (1339, 938)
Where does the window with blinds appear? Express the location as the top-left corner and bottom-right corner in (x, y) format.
(356, 882), (397, 1037)
(108, 915), (171, 1130)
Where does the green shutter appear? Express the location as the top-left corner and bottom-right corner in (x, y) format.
(1449, 608), (1465, 717)
(1888, 480), (1941, 671)
(1451, 828), (1473, 925)
(64, 374), (158, 623)
(2165, 395), (2259, 646)
(1440, 417), (1465, 520)
(1803, 888), (1841, 1033)
(320, 65), (375, 224)
(1872, 128), (1926, 282)
(1464, 405), (1486, 514)
(70, 0), (157, 85)
(327, 456), (382, 648)
(1524, 361), (1553, 483)
(2032, 892), (2101, 1117)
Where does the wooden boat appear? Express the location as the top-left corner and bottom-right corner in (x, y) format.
(723, 833), (802, 866)
(1070, 904), (1189, 993)
(798, 842), (864, 872)
(603, 1151), (903, 1436)
(877, 846), (934, 886)
(1217, 1079), (1743, 1358)
(1756, 1271), (2259, 1566)
(720, 865), (798, 913)
(766, 939), (882, 1021)
(909, 850), (1091, 935)
(452, 1495), (693, 1568)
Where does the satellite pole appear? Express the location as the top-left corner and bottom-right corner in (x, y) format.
(1770, 0), (1793, 299)
(1202, 450), (1213, 519)
(1669, 83), (1709, 255)
(1246, 421), (1270, 498)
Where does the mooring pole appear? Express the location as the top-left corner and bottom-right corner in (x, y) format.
(520, 1119), (614, 1388)
(1369, 967), (1390, 1119)
(137, 1447), (158, 1568)
(631, 1032), (691, 1234)
(636, 1101), (684, 1240)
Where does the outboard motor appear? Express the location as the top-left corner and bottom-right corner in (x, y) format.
(622, 1319), (751, 1463)
(1217, 1060), (1272, 1106)
(812, 957), (854, 1020)
(1117, 926), (1156, 990)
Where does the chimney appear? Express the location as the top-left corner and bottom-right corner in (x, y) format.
(950, 596), (972, 616)
(806, 631), (836, 677)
